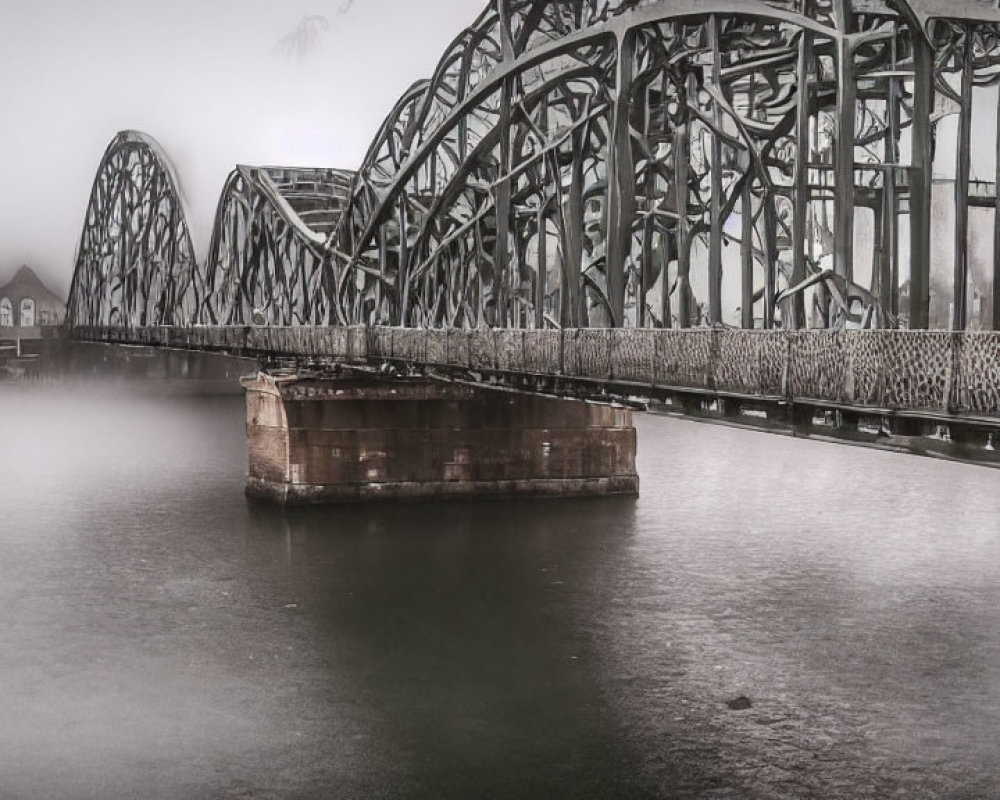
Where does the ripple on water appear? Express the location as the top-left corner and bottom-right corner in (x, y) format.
(0, 388), (998, 798)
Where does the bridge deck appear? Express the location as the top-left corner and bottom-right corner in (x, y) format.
(70, 326), (1000, 423)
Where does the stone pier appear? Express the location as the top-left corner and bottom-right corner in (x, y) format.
(242, 373), (638, 504)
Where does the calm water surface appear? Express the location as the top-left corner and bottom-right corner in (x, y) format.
(1, 384), (999, 799)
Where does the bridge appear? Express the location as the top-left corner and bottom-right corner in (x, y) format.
(65, 0), (1000, 501)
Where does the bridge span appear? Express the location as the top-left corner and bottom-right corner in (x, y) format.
(64, 0), (1000, 500)
(72, 323), (1000, 481)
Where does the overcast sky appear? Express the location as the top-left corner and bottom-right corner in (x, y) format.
(0, 0), (484, 295)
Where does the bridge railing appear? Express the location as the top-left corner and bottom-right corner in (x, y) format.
(69, 325), (1000, 418)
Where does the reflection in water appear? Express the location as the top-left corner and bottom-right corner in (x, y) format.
(1, 385), (999, 798)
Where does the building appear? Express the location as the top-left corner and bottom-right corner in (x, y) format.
(0, 265), (65, 331)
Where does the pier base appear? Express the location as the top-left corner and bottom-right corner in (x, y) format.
(242, 373), (638, 504)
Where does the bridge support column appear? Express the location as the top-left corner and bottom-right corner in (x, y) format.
(242, 374), (638, 504)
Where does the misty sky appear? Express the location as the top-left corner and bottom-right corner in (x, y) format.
(0, 0), (484, 296)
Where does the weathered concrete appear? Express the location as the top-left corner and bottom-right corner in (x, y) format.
(242, 373), (638, 504)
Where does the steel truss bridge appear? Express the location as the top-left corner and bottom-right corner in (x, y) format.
(66, 0), (1000, 428)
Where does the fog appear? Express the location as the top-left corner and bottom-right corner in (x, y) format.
(4, 1), (996, 307)
(0, 0), (484, 297)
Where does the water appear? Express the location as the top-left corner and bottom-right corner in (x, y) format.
(1, 383), (1000, 799)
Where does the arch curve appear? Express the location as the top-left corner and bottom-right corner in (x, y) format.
(67, 130), (198, 328)
(201, 165), (354, 326)
(68, 0), (1000, 334)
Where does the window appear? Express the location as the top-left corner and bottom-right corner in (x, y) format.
(0, 298), (11, 327)
(20, 298), (35, 327)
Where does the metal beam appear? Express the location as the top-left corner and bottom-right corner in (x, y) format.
(708, 15), (724, 326)
(953, 25), (974, 331)
(791, 30), (813, 329)
(909, 33), (935, 330)
(833, 36), (856, 286)
(605, 30), (636, 327)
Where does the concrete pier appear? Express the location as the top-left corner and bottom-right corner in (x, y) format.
(242, 373), (638, 504)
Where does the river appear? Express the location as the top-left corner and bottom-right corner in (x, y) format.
(1, 382), (998, 798)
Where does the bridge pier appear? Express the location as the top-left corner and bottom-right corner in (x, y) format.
(241, 373), (638, 504)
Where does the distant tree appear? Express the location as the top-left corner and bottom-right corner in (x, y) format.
(275, 3), (356, 61)
(275, 15), (331, 61)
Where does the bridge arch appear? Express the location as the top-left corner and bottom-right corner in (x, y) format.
(200, 166), (354, 326)
(67, 130), (198, 328)
(67, 1), (1000, 335)
(330, 0), (1000, 332)
(68, 134), (355, 330)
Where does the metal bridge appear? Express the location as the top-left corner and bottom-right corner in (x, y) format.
(66, 0), (1000, 430)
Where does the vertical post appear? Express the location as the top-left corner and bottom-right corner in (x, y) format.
(564, 143), (585, 328)
(791, 30), (813, 329)
(741, 74), (756, 330)
(763, 196), (778, 328)
(605, 30), (635, 328)
(536, 96), (550, 331)
(909, 31), (934, 329)
(661, 69), (674, 329)
(512, 222), (524, 328)
(474, 221), (485, 327)
(430, 252), (439, 326)
(953, 26), (973, 331)
(536, 201), (547, 329)
(834, 34), (856, 283)
(660, 227), (673, 328)
(993, 81), (1000, 330)
(872, 204), (885, 322)
(397, 199), (410, 326)
(494, 78), (512, 328)
(640, 215), (652, 328)
(429, 152), (438, 198)
(377, 222), (388, 323)
(675, 76), (694, 328)
(229, 205), (242, 324)
(741, 182), (755, 329)
(640, 82), (654, 329)
(883, 43), (901, 323)
(708, 15), (724, 325)
(494, 0), (514, 329)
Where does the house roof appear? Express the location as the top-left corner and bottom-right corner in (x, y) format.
(0, 265), (66, 309)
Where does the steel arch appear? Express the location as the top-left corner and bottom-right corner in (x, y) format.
(200, 165), (354, 326)
(328, 0), (1000, 331)
(68, 0), (1000, 334)
(67, 130), (198, 328)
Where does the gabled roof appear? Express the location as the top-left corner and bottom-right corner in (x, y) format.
(0, 266), (65, 308)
